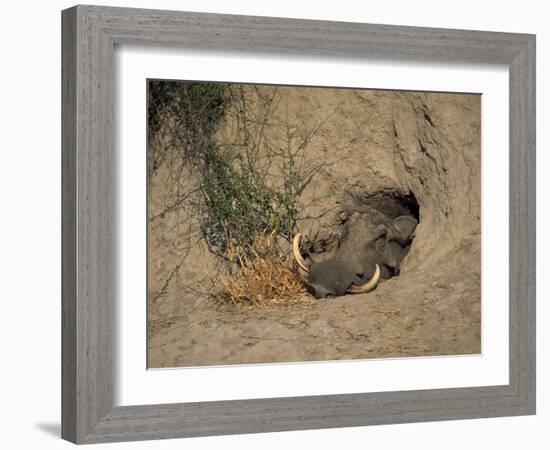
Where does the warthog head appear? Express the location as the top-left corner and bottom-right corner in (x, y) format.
(293, 195), (418, 298)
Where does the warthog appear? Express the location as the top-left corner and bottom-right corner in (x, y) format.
(293, 194), (418, 298)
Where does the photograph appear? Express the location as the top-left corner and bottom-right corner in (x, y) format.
(146, 81), (481, 368)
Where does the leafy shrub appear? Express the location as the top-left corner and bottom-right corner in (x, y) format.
(148, 81), (324, 303)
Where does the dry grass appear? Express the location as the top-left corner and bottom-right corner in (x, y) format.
(216, 252), (311, 306)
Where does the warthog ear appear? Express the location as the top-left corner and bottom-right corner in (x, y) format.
(392, 215), (418, 243)
(374, 224), (387, 239)
(373, 224), (388, 252)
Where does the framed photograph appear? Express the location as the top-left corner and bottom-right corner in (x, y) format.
(62, 5), (535, 444)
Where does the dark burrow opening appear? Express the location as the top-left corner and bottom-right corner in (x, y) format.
(299, 188), (421, 298)
(393, 190), (420, 222)
(348, 188), (420, 223)
(351, 189), (420, 280)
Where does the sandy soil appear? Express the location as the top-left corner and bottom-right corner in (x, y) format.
(147, 86), (481, 368)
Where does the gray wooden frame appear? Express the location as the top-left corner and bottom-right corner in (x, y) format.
(62, 4), (536, 444)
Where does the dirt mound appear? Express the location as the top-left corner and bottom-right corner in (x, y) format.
(147, 85), (481, 368)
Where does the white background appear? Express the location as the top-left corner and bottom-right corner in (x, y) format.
(0, 0), (546, 449)
(116, 48), (509, 405)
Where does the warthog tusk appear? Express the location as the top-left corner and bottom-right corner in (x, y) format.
(347, 264), (380, 294)
(292, 233), (310, 274)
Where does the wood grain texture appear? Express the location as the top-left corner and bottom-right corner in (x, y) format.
(61, 7), (77, 443)
(61, 4), (536, 444)
(508, 37), (536, 408)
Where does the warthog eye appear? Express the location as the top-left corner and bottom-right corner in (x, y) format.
(356, 271), (364, 279)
